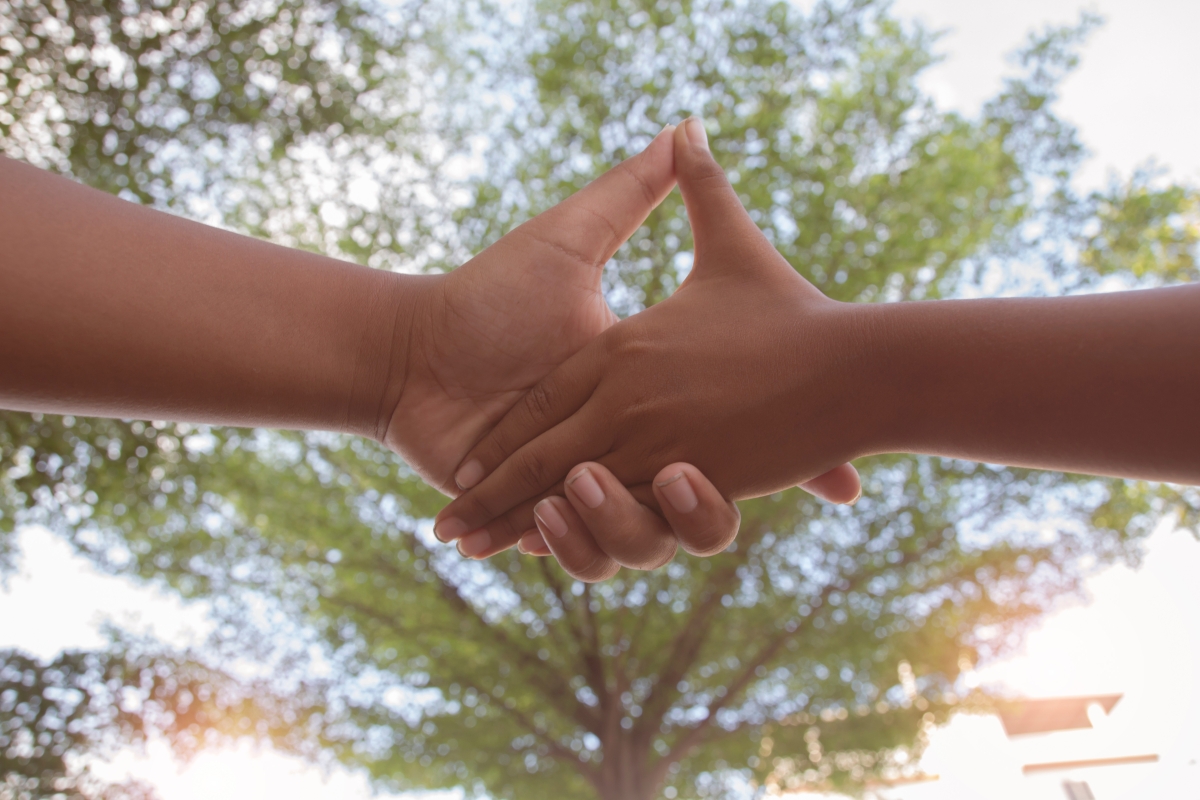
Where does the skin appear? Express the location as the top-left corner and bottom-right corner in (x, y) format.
(0, 134), (853, 578)
(0, 137), (676, 541)
(437, 119), (1200, 578)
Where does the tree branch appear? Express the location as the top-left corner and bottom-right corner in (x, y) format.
(652, 579), (839, 782)
(578, 582), (608, 707)
(450, 670), (603, 795)
(430, 569), (600, 732)
(323, 554), (598, 734)
(656, 545), (928, 776)
(638, 522), (766, 723)
(539, 557), (595, 678)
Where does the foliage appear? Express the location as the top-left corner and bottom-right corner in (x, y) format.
(1, 0), (385, 190)
(0, 636), (289, 800)
(2, 1), (1199, 799)
(0, 0), (463, 268)
(1079, 169), (1200, 284)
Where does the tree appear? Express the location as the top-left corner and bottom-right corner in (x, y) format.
(0, 633), (336, 800)
(2, 1), (1199, 799)
(0, 0), (458, 268)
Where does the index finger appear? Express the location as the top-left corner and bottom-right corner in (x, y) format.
(436, 404), (605, 542)
(452, 338), (605, 495)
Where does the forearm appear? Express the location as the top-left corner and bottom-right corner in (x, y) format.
(855, 285), (1200, 483)
(0, 156), (424, 438)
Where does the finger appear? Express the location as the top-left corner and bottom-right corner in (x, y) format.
(518, 530), (552, 557)
(527, 124), (677, 265)
(454, 487), (555, 559)
(533, 496), (621, 582)
(798, 462), (861, 505)
(438, 407), (604, 542)
(672, 118), (762, 260)
(452, 477), (657, 564)
(562, 463), (677, 571)
(651, 463), (741, 557)
(452, 343), (605, 494)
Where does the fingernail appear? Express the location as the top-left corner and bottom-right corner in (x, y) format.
(520, 530), (550, 555)
(455, 459), (485, 490)
(566, 468), (606, 509)
(656, 472), (699, 513)
(849, 488), (862, 506)
(435, 516), (469, 542)
(534, 498), (569, 538)
(685, 117), (709, 151)
(457, 529), (491, 559)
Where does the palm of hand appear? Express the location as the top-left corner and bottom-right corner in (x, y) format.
(382, 129), (677, 494)
(386, 230), (617, 494)
(434, 122), (865, 552)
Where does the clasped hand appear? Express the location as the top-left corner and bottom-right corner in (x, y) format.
(426, 120), (861, 581)
(6, 117), (1195, 580)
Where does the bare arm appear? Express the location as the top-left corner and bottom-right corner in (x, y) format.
(0, 156), (425, 438)
(861, 285), (1200, 483)
(438, 119), (1200, 565)
(1, 133), (738, 573)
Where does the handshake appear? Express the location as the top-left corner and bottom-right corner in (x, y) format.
(392, 119), (864, 581)
(5, 119), (1195, 580)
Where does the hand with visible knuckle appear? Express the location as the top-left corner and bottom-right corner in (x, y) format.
(444, 121), (868, 574)
(526, 382), (555, 423)
(514, 450), (548, 490)
(386, 125), (682, 505)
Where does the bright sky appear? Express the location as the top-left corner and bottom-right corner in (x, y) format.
(897, 524), (1200, 800)
(2, 1), (1199, 798)
(895, 0), (1200, 190)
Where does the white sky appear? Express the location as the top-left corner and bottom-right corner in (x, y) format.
(895, 0), (1200, 190)
(2, 1), (1199, 798)
(898, 524), (1200, 800)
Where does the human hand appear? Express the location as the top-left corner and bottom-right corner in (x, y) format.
(435, 119), (865, 573)
(507, 460), (858, 581)
(383, 129), (679, 500)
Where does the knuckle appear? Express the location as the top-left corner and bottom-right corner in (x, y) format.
(600, 324), (637, 360)
(615, 158), (658, 206)
(693, 165), (731, 191)
(632, 437), (678, 469)
(488, 512), (523, 546)
(610, 324), (652, 356)
(596, 520), (654, 568)
(523, 381), (557, 426)
(612, 531), (677, 571)
(481, 429), (515, 467)
(464, 493), (500, 525)
(684, 530), (725, 557)
(726, 506), (742, 538)
(512, 449), (551, 491)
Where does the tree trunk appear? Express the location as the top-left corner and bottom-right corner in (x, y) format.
(594, 735), (663, 800)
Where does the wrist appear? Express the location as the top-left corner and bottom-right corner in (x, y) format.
(850, 299), (965, 459)
(341, 268), (438, 442)
(776, 294), (893, 468)
(822, 299), (914, 460)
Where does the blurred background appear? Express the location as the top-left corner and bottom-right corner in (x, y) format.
(2, 1), (1198, 799)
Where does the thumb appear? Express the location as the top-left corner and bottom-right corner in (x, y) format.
(673, 118), (761, 260)
(799, 462), (862, 505)
(530, 124), (678, 268)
